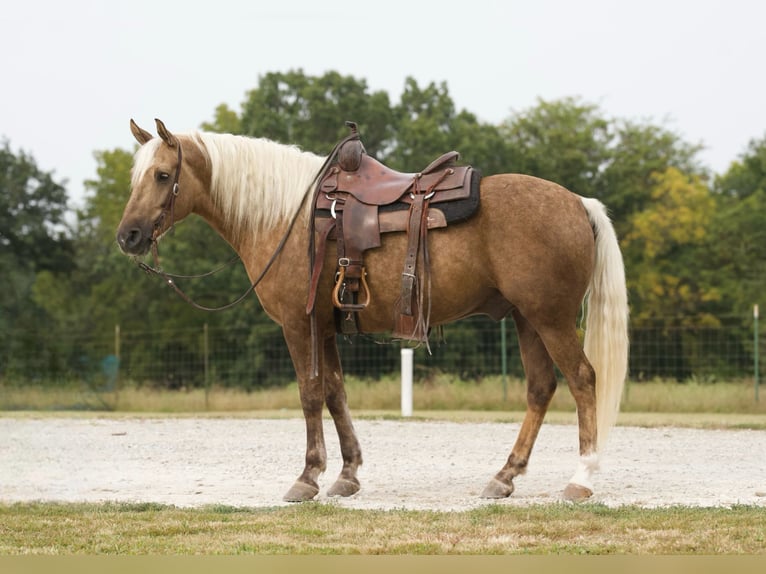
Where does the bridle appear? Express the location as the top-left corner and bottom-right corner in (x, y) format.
(135, 140), (301, 312)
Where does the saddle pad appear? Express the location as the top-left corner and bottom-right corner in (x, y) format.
(379, 169), (481, 226)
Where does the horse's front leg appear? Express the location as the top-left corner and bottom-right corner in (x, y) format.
(282, 322), (328, 502)
(322, 334), (363, 497)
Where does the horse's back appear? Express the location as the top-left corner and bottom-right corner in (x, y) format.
(353, 173), (596, 331)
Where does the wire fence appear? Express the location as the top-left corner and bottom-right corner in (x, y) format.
(1, 312), (763, 393)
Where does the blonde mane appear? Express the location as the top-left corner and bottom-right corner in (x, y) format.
(196, 132), (325, 237)
(131, 131), (326, 240)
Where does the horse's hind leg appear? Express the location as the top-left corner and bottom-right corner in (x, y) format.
(322, 335), (363, 497)
(482, 310), (558, 498)
(536, 322), (599, 501)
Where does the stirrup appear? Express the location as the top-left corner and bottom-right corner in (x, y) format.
(332, 267), (371, 311)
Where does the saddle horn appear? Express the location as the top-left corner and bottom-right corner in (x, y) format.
(337, 121), (366, 172)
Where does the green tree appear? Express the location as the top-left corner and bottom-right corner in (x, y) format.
(599, 120), (704, 234)
(499, 97), (612, 199)
(622, 167), (723, 379)
(0, 140), (74, 380)
(623, 167), (719, 322)
(0, 140), (73, 272)
(714, 134), (766, 199)
(238, 69), (394, 155)
(201, 103), (242, 134)
(709, 135), (766, 313)
(388, 78), (509, 174)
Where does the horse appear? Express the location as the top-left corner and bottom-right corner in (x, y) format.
(116, 118), (629, 503)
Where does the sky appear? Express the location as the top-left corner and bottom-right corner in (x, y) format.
(2, 0), (765, 211)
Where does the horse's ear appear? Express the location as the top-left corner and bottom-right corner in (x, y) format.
(155, 118), (178, 148)
(130, 119), (153, 145)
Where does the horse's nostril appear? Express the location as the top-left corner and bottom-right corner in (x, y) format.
(117, 227), (144, 251)
(126, 228), (142, 248)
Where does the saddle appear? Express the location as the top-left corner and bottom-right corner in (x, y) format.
(307, 122), (480, 344)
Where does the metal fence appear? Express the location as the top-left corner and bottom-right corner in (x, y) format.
(2, 312), (762, 392)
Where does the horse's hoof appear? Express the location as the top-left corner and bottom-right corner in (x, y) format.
(480, 477), (514, 499)
(327, 477), (360, 497)
(563, 482), (593, 501)
(283, 481), (319, 502)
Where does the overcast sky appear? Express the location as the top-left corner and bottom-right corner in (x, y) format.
(2, 0), (764, 210)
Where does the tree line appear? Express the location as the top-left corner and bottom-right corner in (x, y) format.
(2, 69), (765, 387)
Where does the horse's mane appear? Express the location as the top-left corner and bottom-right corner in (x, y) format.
(131, 131), (325, 239)
(196, 132), (325, 237)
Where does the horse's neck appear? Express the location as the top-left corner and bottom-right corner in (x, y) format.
(194, 135), (323, 266)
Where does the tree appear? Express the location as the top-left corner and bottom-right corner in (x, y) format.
(388, 78), (509, 175)
(598, 120), (705, 234)
(709, 135), (766, 313)
(499, 97), (612, 199)
(0, 140), (73, 272)
(623, 167), (719, 322)
(714, 134), (766, 199)
(201, 103), (242, 134)
(0, 140), (74, 380)
(238, 69), (394, 156)
(622, 167), (723, 380)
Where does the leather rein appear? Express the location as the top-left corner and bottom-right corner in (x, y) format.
(135, 140), (306, 312)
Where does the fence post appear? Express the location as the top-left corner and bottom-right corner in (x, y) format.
(501, 317), (508, 401)
(203, 323), (210, 410)
(755, 305), (760, 403)
(401, 348), (413, 417)
(114, 324), (121, 404)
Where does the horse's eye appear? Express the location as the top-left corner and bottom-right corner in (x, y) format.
(156, 171), (170, 182)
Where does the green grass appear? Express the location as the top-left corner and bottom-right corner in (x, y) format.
(1, 501), (764, 555)
(2, 375), (764, 417)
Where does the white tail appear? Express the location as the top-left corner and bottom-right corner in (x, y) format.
(580, 197), (630, 451)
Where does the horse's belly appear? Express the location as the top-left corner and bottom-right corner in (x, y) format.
(352, 227), (500, 332)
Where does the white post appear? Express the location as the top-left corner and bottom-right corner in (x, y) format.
(401, 348), (414, 417)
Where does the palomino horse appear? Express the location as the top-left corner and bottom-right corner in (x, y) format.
(117, 119), (629, 502)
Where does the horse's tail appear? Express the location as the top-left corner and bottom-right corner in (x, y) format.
(580, 197), (629, 452)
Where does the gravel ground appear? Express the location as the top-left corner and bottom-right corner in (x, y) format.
(1, 417), (765, 511)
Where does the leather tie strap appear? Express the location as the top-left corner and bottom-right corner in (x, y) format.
(400, 192), (427, 317)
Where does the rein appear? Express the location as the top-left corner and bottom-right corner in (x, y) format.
(136, 140), (312, 312)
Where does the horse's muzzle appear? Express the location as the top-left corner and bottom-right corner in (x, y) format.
(116, 224), (152, 256)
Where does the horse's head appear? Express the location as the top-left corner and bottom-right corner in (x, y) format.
(116, 118), (201, 256)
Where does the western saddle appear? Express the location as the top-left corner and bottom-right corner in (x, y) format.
(307, 122), (479, 345)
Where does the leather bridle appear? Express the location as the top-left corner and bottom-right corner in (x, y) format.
(135, 138), (317, 312)
(150, 143), (183, 245)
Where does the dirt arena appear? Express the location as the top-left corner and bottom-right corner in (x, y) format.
(1, 417), (765, 510)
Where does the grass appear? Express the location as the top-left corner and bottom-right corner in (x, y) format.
(2, 375), (765, 416)
(1, 501), (764, 555)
